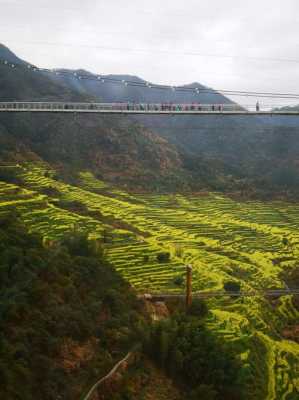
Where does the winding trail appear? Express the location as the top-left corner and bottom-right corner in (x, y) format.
(81, 351), (133, 400)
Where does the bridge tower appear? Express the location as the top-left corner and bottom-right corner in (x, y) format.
(186, 264), (193, 308)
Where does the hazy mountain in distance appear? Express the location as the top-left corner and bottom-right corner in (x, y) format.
(1, 43), (299, 195)
(46, 64), (299, 193)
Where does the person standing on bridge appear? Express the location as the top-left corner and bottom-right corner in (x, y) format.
(256, 101), (260, 112)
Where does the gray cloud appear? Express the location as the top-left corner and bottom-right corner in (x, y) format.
(1, 0), (299, 107)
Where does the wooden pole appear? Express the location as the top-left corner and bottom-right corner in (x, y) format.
(186, 264), (193, 309)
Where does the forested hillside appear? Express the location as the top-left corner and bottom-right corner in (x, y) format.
(0, 214), (144, 399)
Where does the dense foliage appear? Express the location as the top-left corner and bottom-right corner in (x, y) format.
(0, 215), (143, 400)
(0, 214), (248, 400)
(285, 265), (299, 311)
(143, 311), (244, 400)
(223, 281), (241, 292)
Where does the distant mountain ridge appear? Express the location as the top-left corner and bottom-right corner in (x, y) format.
(49, 69), (231, 105)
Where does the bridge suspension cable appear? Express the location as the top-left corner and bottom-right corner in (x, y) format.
(2, 59), (299, 101)
(4, 38), (299, 65)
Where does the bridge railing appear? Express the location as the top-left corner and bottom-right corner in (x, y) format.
(0, 101), (245, 112)
(1, 102), (298, 114)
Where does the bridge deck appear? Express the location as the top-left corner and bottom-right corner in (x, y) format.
(0, 102), (298, 115)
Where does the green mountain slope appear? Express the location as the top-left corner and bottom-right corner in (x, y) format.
(0, 213), (145, 400)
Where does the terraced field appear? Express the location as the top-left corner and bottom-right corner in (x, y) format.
(0, 162), (298, 399)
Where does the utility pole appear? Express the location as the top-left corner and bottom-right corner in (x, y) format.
(186, 264), (193, 309)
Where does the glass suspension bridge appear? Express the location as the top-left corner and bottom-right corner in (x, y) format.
(0, 102), (299, 115)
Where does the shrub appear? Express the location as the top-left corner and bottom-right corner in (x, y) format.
(223, 281), (241, 293)
(174, 276), (184, 286)
(156, 252), (170, 263)
(188, 299), (208, 318)
(40, 186), (61, 197)
(282, 237), (289, 247)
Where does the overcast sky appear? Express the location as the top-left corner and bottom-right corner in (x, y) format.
(1, 0), (299, 107)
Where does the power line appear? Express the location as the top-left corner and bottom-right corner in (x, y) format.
(0, 35), (275, 82)
(4, 39), (299, 65)
(1, 58), (299, 101)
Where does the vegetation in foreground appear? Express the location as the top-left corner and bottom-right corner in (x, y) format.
(0, 216), (246, 400)
(112, 304), (245, 400)
(143, 309), (244, 400)
(0, 215), (143, 399)
(0, 163), (299, 399)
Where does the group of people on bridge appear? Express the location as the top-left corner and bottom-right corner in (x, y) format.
(82, 102), (248, 112)
(123, 103), (226, 111)
(84, 102), (262, 112)
(0, 101), (264, 113)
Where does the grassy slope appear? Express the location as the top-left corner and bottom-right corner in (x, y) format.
(0, 162), (299, 399)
